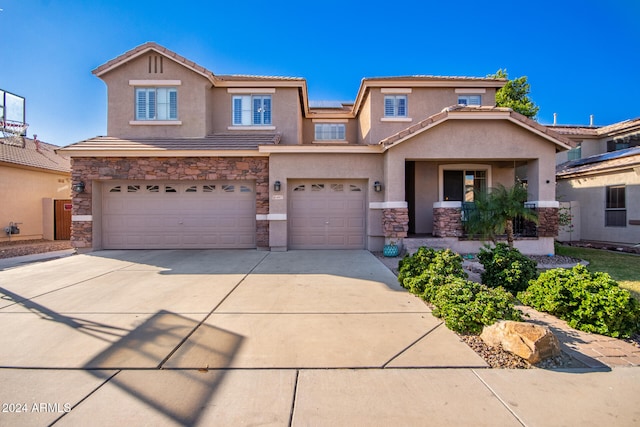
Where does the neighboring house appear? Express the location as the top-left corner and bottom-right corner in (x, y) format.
(59, 42), (571, 254)
(552, 118), (640, 245)
(0, 135), (72, 242)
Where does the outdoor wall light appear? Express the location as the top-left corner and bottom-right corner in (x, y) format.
(72, 181), (85, 193)
(374, 181), (382, 192)
(274, 180), (281, 192)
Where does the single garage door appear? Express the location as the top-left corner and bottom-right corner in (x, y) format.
(289, 180), (366, 249)
(103, 181), (256, 249)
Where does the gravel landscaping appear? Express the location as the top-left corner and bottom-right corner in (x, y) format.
(375, 250), (611, 370)
(0, 239), (73, 259)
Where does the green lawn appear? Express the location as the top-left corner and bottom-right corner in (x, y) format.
(556, 245), (640, 300)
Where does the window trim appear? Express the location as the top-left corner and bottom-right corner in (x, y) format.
(383, 95), (408, 118)
(605, 185), (626, 227)
(231, 94), (272, 127)
(457, 94), (482, 106)
(134, 87), (178, 122)
(314, 123), (346, 142)
(438, 164), (492, 202)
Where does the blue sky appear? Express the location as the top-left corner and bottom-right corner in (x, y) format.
(1, 0), (639, 147)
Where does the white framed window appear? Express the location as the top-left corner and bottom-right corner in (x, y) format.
(135, 87), (177, 120)
(384, 95), (407, 117)
(458, 95), (481, 106)
(232, 95), (272, 125)
(314, 123), (346, 140)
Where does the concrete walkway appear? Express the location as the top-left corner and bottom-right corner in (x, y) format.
(0, 250), (638, 426)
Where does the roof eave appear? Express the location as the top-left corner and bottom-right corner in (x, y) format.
(57, 148), (268, 158)
(92, 42), (216, 85)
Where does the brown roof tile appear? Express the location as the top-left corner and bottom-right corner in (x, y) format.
(549, 118), (640, 138)
(0, 137), (70, 173)
(60, 133), (281, 152)
(363, 75), (506, 83)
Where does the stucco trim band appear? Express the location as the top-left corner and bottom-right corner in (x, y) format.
(528, 201), (560, 208)
(129, 80), (182, 86)
(370, 201), (408, 209)
(129, 120), (182, 126)
(257, 214), (287, 221)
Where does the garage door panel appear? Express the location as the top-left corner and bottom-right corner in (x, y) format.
(289, 180), (366, 250)
(103, 181), (256, 249)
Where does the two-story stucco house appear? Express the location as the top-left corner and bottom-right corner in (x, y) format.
(60, 42), (572, 254)
(553, 118), (640, 245)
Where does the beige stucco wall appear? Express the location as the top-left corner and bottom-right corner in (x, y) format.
(267, 152), (383, 249)
(557, 169), (640, 244)
(384, 120), (559, 203)
(361, 87), (497, 145)
(0, 165), (71, 242)
(210, 86), (302, 144)
(101, 52), (212, 138)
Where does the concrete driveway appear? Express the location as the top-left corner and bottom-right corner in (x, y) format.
(1, 250), (639, 426)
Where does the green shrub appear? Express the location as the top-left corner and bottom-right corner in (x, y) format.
(432, 277), (522, 334)
(398, 247), (466, 299)
(519, 264), (640, 338)
(478, 243), (538, 293)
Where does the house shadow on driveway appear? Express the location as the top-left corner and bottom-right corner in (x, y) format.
(83, 249), (406, 291)
(80, 311), (244, 426)
(1, 286), (244, 425)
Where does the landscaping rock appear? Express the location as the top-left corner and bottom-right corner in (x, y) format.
(480, 321), (561, 364)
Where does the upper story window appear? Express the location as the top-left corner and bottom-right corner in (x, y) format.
(567, 144), (582, 161)
(607, 136), (640, 152)
(233, 95), (271, 126)
(458, 95), (481, 106)
(135, 87), (177, 121)
(315, 123), (346, 141)
(384, 95), (407, 117)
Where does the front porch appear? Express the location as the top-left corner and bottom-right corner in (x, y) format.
(402, 199), (558, 255)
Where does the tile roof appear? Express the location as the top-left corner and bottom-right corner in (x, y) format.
(215, 74), (304, 82)
(549, 117), (640, 138)
(363, 75), (506, 83)
(378, 105), (574, 149)
(557, 147), (640, 177)
(60, 133), (281, 152)
(0, 137), (70, 173)
(92, 42), (216, 82)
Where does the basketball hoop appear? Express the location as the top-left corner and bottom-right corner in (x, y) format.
(1, 119), (28, 147)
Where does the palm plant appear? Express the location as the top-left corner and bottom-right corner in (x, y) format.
(464, 182), (538, 248)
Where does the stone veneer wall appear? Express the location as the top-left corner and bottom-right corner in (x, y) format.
(535, 207), (559, 238)
(71, 156), (269, 249)
(382, 208), (409, 239)
(432, 207), (463, 238)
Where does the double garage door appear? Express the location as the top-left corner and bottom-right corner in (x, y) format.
(288, 180), (366, 249)
(103, 181), (256, 249)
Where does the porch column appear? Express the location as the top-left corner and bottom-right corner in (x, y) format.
(432, 201), (463, 237)
(530, 201), (560, 238)
(382, 206), (409, 240)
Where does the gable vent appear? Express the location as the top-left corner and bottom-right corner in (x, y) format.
(148, 55), (164, 74)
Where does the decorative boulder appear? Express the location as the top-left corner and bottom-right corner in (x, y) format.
(480, 321), (561, 364)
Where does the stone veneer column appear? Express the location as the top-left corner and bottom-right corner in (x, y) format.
(382, 208), (409, 239)
(535, 207), (559, 237)
(432, 204), (463, 238)
(71, 156), (269, 250)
